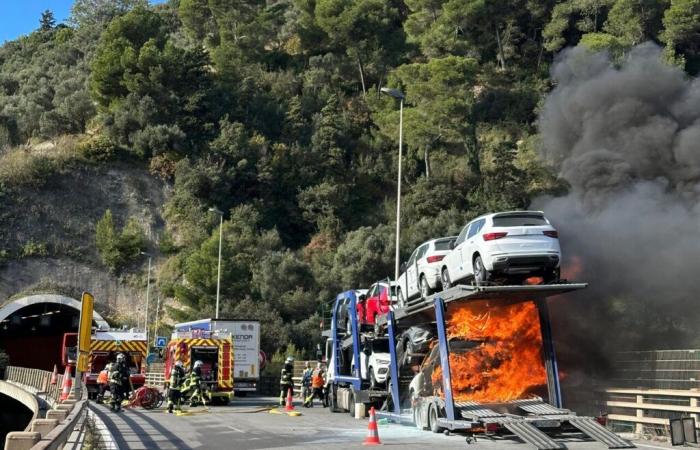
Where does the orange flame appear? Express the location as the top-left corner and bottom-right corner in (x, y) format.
(432, 300), (547, 403)
(562, 255), (583, 280)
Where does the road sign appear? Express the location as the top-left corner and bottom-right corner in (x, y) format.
(155, 336), (167, 348)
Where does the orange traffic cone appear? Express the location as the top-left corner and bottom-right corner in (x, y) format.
(285, 387), (295, 411)
(363, 407), (382, 446)
(50, 365), (58, 385)
(60, 367), (72, 401)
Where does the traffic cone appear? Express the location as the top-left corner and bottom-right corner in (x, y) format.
(285, 388), (295, 411)
(363, 407), (382, 446)
(50, 365), (58, 385)
(60, 367), (72, 402)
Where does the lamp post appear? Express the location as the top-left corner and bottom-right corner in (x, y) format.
(209, 207), (224, 319)
(380, 87), (405, 283)
(140, 252), (152, 351)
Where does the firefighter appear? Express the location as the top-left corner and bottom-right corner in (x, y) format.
(116, 353), (132, 401)
(187, 360), (207, 406)
(301, 362), (313, 407)
(108, 361), (123, 412)
(279, 356), (294, 406)
(95, 363), (110, 404)
(167, 360), (186, 413)
(306, 363), (326, 408)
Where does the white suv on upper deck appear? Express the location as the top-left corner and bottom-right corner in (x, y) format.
(396, 236), (456, 305)
(440, 211), (561, 287)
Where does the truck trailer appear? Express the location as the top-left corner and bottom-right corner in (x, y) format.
(173, 319), (261, 394)
(324, 284), (635, 450)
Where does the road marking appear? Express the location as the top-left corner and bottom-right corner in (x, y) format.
(227, 425), (244, 433)
(635, 443), (671, 450)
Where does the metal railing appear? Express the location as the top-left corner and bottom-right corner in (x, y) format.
(3, 366), (88, 450)
(5, 366), (63, 404)
(605, 387), (700, 438)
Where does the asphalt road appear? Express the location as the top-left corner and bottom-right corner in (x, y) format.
(89, 396), (664, 450)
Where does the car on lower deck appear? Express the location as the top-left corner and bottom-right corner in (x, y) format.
(440, 211), (561, 288)
(396, 236), (457, 305)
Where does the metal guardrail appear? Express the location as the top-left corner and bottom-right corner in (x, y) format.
(5, 366), (64, 404)
(3, 366), (88, 450)
(605, 387), (700, 436)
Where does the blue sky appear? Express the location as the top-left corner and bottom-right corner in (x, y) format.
(0, 0), (166, 44)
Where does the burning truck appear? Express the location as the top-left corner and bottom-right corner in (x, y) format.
(324, 284), (635, 449)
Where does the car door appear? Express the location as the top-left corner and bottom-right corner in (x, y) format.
(450, 223), (472, 280)
(410, 244), (428, 295)
(462, 219), (486, 277)
(404, 249), (419, 299)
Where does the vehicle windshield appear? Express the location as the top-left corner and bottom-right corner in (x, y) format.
(492, 214), (547, 227)
(434, 239), (454, 251)
(371, 339), (390, 353)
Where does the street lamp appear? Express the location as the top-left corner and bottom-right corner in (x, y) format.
(140, 251), (152, 350)
(380, 87), (405, 283)
(209, 207), (224, 319)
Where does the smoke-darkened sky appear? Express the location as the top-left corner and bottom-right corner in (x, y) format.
(535, 44), (700, 377)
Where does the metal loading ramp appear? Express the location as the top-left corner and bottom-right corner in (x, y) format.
(568, 417), (635, 449)
(455, 400), (635, 450)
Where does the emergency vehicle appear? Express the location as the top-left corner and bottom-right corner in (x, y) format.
(62, 330), (147, 398)
(163, 329), (235, 405)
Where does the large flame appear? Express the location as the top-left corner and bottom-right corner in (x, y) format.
(431, 300), (547, 403)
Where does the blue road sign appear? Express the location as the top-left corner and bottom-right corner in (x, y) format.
(155, 336), (167, 348)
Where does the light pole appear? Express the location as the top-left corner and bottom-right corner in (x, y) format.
(209, 207), (224, 319)
(141, 252), (152, 351)
(381, 87), (405, 283)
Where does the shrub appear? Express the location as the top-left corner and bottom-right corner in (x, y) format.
(21, 240), (49, 257)
(95, 209), (147, 273)
(77, 135), (118, 162)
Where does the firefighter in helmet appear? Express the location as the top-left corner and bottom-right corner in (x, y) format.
(187, 360), (207, 406)
(108, 360), (123, 412)
(116, 353), (132, 400)
(279, 356), (295, 406)
(167, 360), (186, 413)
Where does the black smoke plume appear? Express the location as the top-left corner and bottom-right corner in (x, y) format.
(534, 43), (700, 388)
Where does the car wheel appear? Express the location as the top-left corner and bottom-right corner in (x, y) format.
(441, 268), (452, 290)
(419, 275), (432, 299)
(473, 255), (490, 285)
(429, 403), (444, 434)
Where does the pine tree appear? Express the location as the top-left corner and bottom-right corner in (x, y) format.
(39, 10), (56, 31)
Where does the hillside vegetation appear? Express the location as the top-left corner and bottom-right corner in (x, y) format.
(1, 0), (698, 355)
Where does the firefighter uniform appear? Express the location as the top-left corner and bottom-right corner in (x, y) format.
(279, 358), (294, 406)
(186, 360), (207, 406)
(108, 364), (123, 412)
(167, 362), (186, 413)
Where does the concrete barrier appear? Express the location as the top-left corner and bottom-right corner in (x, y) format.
(4, 432), (41, 450)
(30, 420), (59, 437)
(45, 410), (67, 422)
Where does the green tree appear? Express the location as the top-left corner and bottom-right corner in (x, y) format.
(70, 0), (148, 28)
(95, 210), (147, 273)
(40, 10), (56, 31)
(661, 0), (700, 73)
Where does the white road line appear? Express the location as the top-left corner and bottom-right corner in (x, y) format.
(227, 425), (244, 433)
(635, 443), (671, 450)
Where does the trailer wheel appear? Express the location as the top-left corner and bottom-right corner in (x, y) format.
(429, 403), (444, 434)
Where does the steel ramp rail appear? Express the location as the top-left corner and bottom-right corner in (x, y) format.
(568, 417), (635, 449)
(456, 401), (506, 420)
(501, 420), (566, 450)
(513, 398), (572, 416)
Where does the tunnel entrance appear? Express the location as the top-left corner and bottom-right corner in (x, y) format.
(0, 294), (109, 371)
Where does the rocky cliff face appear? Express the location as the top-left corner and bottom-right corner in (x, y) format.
(0, 161), (168, 322)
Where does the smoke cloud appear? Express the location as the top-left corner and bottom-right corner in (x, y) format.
(534, 43), (700, 375)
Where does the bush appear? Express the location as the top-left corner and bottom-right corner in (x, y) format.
(95, 209), (147, 273)
(77, 135), (118, 162)
(21, 240), (49, 257)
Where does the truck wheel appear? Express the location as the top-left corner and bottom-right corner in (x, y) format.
(348, 391), (356, 417)
(329, 385), (340, 413)
(429, 403), (444, 434)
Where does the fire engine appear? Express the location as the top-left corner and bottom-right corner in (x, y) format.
(62, 330), (147, 398)
(164, 329), (234, 405)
